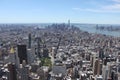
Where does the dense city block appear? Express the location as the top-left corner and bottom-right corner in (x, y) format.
(0, 24), (120, 80)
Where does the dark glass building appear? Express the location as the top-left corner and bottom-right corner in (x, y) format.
(28, 33), (31, 49)
(17, 45), (27, 64)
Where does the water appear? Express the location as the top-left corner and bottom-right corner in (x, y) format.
(38, 23), (120, 37)
(17, 23), (119, 37)
(74, 24), (120, 37)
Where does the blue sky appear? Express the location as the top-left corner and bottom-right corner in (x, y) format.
(0, 0), (120, 24)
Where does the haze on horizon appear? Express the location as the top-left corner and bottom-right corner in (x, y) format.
(0, 0), (120, 24)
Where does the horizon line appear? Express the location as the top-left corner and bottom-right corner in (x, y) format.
(0, 22), (120, 25)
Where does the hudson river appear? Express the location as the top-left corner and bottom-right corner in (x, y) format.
(75, 24), (120, 37)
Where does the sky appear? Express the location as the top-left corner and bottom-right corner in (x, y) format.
(0, 0), (120, 24)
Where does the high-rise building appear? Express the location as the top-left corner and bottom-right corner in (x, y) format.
(93, 59), (100, 76)
(19, 64), (29, 80)
(35, 37), (41, 58)
(9, 47), (15, 63)
(9, 47), (20, 68)
(27, 49), (35, 64)
(90, 53), (96, 67)
(8, 63), (17, 80)
(17, 45), (27, 64)
(68, 19), (70, 27)
(28, 33), (31, 49)
(51, 47), (56, 65)
(99, 60), (103, 75)
(102, 65), (109, 80)
(99, 48), (104, 60)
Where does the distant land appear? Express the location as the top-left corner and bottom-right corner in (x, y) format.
(0, 23), (120, 37)
(96, 25), (120, 32)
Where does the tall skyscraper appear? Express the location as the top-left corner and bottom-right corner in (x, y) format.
(51, 47), (56, 65)
(17, 45), (28, 64)
(35, 37), (42, 58)
(27, 48), (35, 64)
(93, 59), (100, 76)
(90, 53), (96, 67)
(68, 19), (70, 27)
(28, 33), (31, 49)
(99, 60), (103, 75)
(8, 63), (17, 80)
(9, 47), (15, 63)
(99, 48), (104, 60)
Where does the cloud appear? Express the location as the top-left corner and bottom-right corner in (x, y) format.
(72, 8), (104, 12)
(112, 0), (120, 3)
(102, 0), (120, 11)
(102, 4), (120, 10)
(72, 7), (120, 13)
(73, 0), (120, 13)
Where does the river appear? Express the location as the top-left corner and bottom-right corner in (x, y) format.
(74, 24), (120, 37)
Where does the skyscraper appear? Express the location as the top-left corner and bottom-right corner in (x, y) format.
(35, 37), (42, 58)
(93, 59), (100, 76)
(19, 64), (29, 80)
(99, 48), (104, 60)
(68, 19), (70, 27)
(17, 45), (28, 64)
(9, 47), (15, 63)
(27, 48), (35, 64)
(8, 63), (17, 80)
(28, 33), (31, 49)
(102, 65), (109, 80)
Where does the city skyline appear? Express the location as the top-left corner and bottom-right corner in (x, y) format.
(0, 0), (120, 24)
